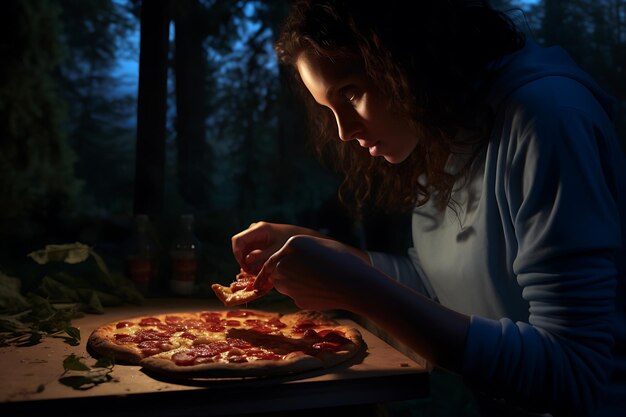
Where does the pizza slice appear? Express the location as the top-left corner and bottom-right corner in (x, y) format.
(211, 269), (273, 306)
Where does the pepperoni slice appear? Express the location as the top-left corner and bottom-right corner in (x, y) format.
(116, 321), (134, 328)
(192, 341), (230, 357)
(136, 329), (171, 341)
(138, 340), (163, 356)
(114, 333), (137, 343)
(182, 319), (205, 329)
(206, 324), (226, 332)
(179, 331), (197, 340)
(244, 348), (282, 361)
(266, 318), (287, 329)
(200, 312), (222, 323)
(226, 337), (253, 349)
(165, 315), (184, 324)
(172, 350), (197, 366)
(139, 317), (161, 326)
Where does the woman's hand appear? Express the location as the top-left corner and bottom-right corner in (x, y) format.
(253, 235), (372, 311)
(251, 233), (469, 372)
(231, 221), (324, 274)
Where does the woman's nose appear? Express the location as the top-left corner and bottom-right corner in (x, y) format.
(335, 111), (360, 142)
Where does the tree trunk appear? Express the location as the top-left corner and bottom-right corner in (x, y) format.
(174, 0), (209, 207)
(134, 0), (170, 215)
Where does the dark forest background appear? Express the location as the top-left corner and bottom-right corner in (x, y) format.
(1, 0), (625, 295)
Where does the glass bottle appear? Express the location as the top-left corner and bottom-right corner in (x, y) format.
(126, 214), (157, 295)
(169, 214), (200, 295)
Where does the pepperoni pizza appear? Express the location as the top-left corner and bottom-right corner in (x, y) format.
(87, 309), (365, 378)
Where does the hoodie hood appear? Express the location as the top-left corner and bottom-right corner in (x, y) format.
(485, 37), (618, 122)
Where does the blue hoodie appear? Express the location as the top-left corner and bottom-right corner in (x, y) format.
(368, 38), (626, 416)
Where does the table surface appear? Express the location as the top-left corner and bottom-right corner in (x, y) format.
(0, 297), (429, 417)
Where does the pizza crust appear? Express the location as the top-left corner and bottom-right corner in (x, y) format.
(140, 349), (324, 378)
(87, 324), (144, 364)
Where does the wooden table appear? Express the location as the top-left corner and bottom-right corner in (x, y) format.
(0, 298), (428, 417)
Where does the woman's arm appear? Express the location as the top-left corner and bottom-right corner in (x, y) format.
(254, 234), (470, 372)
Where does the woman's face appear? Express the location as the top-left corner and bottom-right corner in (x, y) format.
(296, 51), (419, 164)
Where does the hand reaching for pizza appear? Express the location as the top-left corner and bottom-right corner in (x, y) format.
(254, 235), (373, 312)
(224, 221), (372, 309)
(231, 222), (325, 275)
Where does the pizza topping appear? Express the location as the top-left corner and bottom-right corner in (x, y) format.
(206, 324), (226, 332)
(246, 349), (282, 361)
(226, 309), (262, 318)
(227, 337), (253, 349)
(170, 338), (287, 366)
(114, 333), (136, 342)
(230, 276), (254, 292)
(165, 315), (184, 324)
(136, 329), (170, 341)
(139, 317), (161, 326)
(211, 270), (274, 306)
(171, 351), (197, 366)
(116, 321), (134, 328)
(182, 319), (205, 328)
(266, 318), (287, 329)
(292, 320), (317, 334)
(200, 312), (223, 322)
(138, 340), (165, 355)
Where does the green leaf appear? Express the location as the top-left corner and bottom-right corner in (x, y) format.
(0, 272), (30, 313)
(64, 326), (81, 342)
(28, 243), (91, 265)
(36, 276), (81, 303)
(88, 248), (111, 277)
(94, 357), (114, 368)
(0, 315), (30, 332)
(25, 331), (43, 346)
(59, 354), (115, 390)
(73, 289), (105, 314)
(63, 354), (91, 371)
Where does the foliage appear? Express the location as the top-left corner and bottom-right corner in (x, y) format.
(58, 354), (115, 390)
(55, 0), (138, 216)
(165, 0), (339, 223)
(0, 1), (82, 244)
(0, 242), (143, 347)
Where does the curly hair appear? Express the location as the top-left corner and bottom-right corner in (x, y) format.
(275, 0), (525, 215)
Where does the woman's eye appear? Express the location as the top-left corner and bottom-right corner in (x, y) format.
(341, 88), (357, 102)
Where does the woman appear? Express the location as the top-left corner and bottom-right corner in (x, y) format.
(231, 1), (626, 415)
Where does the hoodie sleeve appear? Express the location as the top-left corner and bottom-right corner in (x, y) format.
(462, 76), (622, 416)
